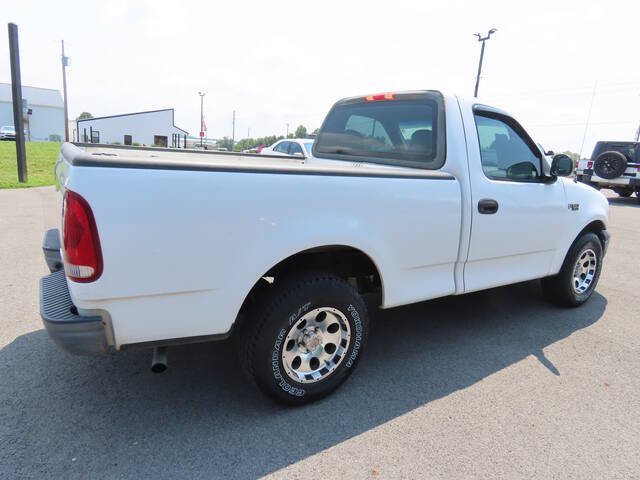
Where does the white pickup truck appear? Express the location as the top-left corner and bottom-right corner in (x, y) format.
(41, 90), (610, 404)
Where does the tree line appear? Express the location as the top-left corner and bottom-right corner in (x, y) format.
(217, 125), (319, 152)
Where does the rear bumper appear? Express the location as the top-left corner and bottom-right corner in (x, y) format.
(40, 229), (109, 356)
(580, 170), (639, 188)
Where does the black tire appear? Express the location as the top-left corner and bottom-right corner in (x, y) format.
(613, 188), (632, 198)
(593, 151), (627, 179)
(541, 232), (603, 307)
(239, 272), (369, 405)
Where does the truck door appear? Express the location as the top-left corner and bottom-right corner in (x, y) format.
(464, 107), (567, 292)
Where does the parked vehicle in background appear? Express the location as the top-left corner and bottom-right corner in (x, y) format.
(261, 138), (314, 158)
(40, 90), (610, 405)
(0, 125), (16, 140)
(576, 141), (640, 202)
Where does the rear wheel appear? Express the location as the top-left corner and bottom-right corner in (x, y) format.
(541, 232), (603, 307)
(239, 272), (369, 405)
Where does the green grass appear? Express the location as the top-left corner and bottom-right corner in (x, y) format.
(0, 141), (60, 189)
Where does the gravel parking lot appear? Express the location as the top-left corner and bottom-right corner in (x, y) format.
(1, 186), (638, 479)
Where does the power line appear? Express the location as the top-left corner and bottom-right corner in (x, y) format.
(487, 79), (640, 100)
(531, 120), (639, 127)
(579, 81), (598, 159)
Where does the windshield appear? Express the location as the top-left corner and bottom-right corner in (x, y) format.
(304, 142), (314, 155)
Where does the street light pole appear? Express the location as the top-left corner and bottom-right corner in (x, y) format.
(473, 28), (497, 98)
(286, 123), (289, 137)
(198, 92), (205, 147)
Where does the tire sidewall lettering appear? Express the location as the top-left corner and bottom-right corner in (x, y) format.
(272, 327), (305, 397)
(345, 304), (363, 368)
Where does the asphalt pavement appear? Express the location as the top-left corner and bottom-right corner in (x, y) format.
(0, 186), (638, 479)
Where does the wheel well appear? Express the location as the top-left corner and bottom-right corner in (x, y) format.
(579, 220), (606, 245)
(237, 246), (383, 319)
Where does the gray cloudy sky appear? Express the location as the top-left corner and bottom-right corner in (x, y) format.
(3, 0), (639, 155)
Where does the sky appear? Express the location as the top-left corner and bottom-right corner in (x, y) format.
(2, 0), (639, 156)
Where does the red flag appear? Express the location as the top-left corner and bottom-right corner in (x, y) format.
(202, 117), (207, 132)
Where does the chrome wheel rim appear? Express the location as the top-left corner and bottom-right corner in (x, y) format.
(572, 248), (597, 294)
(281, 307), (351, 384)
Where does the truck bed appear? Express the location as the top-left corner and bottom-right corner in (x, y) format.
(62, 143), (455, 180)
(55, 142), (461, 348)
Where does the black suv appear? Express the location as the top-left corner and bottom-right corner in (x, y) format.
(577, 141), (640, 202)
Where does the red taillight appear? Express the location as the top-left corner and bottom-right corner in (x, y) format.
(587, 161), (593, 169)
(364, 93), (395, 102)
(62, 190), (103, 283)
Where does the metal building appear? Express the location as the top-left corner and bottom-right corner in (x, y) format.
(0, 83), (64, 141)
(75, 108), (188, 147)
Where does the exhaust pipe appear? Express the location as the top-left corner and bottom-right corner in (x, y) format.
(151, 347), (168, 373)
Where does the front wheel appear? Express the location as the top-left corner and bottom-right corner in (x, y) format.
(239, 273), (369, 405)
(541, 232), (603, 307)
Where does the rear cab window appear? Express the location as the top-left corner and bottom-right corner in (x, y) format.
(313, 91), (446, 169)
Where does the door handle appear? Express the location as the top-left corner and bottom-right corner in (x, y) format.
(478, 198), (499, 214)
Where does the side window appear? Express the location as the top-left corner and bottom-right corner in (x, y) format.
(289, 142), (304, 155)
(274, 141), (289, 153)
(343, 114), (393, 151)
(474, 114), (541, 181)
(399, 119), (434, 156)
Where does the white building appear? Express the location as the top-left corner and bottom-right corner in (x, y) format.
(0, 83), (65, 141)
(76, 108), (188, 147)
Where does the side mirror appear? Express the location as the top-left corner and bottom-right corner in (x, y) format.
(550, 154), (574, 177)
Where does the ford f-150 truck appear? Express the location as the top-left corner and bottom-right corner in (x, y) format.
(40, 90), (610, 404)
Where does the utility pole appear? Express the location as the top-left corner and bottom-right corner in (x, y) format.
(286, 123), (289, 137)
(8, 23), (27, 182)
(198, 92), (205, 147)
(473, 28), (497, 98)
(247, 127), (250, 139)
(61, 40), (70, 142)
(232, 110), (236, 148)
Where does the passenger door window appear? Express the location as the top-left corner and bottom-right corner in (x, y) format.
(288, 142), (304, 155)
(274, 142), (289, 153)
(474, 114), (542, 181)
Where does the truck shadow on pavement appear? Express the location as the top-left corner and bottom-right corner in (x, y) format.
(607, 196), (639, 208)
(1, 281), (606, 479)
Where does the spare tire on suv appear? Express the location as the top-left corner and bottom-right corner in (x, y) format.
(594, 151), (628, 179)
